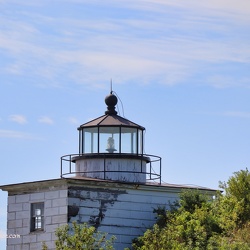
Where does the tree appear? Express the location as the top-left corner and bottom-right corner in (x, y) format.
(132, 169), (250, 249)
(219, 168), (250, 225)
(43, 221), (115, 250)
(132, 190), (221, 250)
(179, 189), (209, 213)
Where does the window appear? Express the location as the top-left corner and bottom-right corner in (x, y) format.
(30, 202), (44, 232)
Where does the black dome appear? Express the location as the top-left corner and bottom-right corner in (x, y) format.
(105, 92), (118, 115)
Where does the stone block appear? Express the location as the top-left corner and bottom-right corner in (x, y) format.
(15, 244), (29, 250)
(45, 199), (52, 208)
(7, 228), (15, 235)
(45, 216), (52, 225)
(7, 246), (15, 250)
(45, 240), (55, 250)
(22, 234), (37, 243)
(7, 212), (15, 220)
(51, 232), (57, 241)
(30, 192), (45, 200)
(16, 194), (30, 203)
(16, 210), (30, 219)
(59, 206), (67, 215)
(8, 196), (16, 204)
(16, 226), (29, 235)
(52, 198), (67, 207)
(8, 219), (22, 229)
(30, 242), (44, 250)
(45, 224), (60, 233)
(22, 218), (30, 228)
(52, 215), (67, 224)
(8, 203), (22, 212)
(45, 191), (59, 199)
(7, 236), (22, 245)
(22, 202), (29, 211)
(60, 189), (68, 198)
(45, 207), (58, 216)
(37, 232), (52, 242)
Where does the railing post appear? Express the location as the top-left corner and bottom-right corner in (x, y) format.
(141, 154), (143, 173)
(60, 157), (63, 178)
(69, 155), (72, 174)
(104, 156), (106, 180)
(150, 161), (152, 180)
(160, 157), (162, 185)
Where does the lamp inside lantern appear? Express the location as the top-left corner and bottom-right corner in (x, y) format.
(106, 136), (117, 153)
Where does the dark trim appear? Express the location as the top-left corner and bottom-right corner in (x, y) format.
(71, 153), (150, 163)
(77, 114), (146, 131)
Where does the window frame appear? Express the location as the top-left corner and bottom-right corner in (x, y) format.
(30, 202), (44, 232)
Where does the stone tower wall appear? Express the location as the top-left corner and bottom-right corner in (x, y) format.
(6, 189), (68, 250)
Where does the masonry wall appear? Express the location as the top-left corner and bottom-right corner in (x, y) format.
(6, 189), (68, 250)
(68, 184), (179, 249)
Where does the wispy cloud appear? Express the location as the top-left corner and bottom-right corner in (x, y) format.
(111, 0), (250, 22)
(0, 130), (41, 139)
(38, 116), (54, 125)
(68, 117), (79, 125)
(0, 0), (249, 88)
(205, 75), (250, 89)
(8, 115), (27, 124)
(224, 111), (250, 119)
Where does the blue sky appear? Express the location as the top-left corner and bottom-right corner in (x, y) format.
(1, 0), (250, 245)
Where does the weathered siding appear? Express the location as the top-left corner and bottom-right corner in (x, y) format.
(68, 184), (179, 249)
(75, 158), (147, 182)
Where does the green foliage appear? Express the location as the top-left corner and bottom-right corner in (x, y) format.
(42, 242), (48, 250)
(153, 202), (178, 229)
(179, 189), (208, 213)
(132, 169), (250, 250)
(221, 168), (250, 225)
(43, 221), (115, 250)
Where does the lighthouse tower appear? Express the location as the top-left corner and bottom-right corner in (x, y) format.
(61, 91), (161, 184)
(0, 90), (216, 250)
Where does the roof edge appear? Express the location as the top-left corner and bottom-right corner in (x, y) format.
(0, 177), (218, 195)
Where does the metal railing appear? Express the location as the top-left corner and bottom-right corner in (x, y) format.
(61, 153), (162, 184)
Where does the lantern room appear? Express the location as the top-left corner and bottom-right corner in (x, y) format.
(61, 91), (161, 183)
(78, 92), (144, 155)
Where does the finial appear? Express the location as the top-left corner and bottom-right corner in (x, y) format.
(110, 79), (113, 94)
(105, 84), (118, 115)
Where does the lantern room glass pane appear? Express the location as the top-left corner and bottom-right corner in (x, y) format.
(83, 127), (98, 153)
(99, 127), (120, 153)
(139, 130), (143, 154)
(121, 127), (138, 154)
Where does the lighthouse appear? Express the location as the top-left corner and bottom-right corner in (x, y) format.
(61, 91), (161, 184)
(0, 91), (216, 250)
